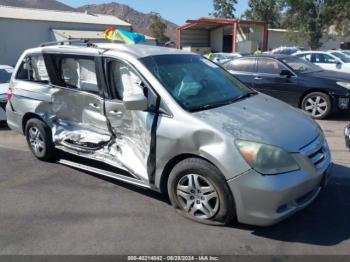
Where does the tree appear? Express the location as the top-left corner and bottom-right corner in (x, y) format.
(210, 0), (237, 19)
(282, 0), (350, 49)
(149, 12), (170, 43)
(243, 0), (283, 28)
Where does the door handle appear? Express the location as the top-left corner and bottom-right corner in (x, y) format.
(109, 110), (123, 117)
(254, 76), (263, 80)
(89, 103), (100, 109)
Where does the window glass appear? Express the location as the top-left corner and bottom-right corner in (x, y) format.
(140, 55), (254, 112)
(282, 57), (323, 74)
(224, 58), (256, 73)
(258, 58), (284, 74)
(314, 53), (336, 63)
(0, 68), (13, 84)
(297, 53), (312, 62)
(16, 54), (49, 83)
(61, 57), (98, 93)
(330, 52), (350, 63)
(109, 60), (143, 100)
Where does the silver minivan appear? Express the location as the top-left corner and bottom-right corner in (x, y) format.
(6, 42), (332, 226)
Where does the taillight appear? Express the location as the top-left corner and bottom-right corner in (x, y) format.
(7, 88), (13, 102)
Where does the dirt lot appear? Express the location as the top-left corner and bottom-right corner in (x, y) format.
(0, 114), (349, 255)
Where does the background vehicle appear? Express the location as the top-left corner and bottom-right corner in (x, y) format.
(0, 65), (14, 123)
(265, 46), (307, 55)
(205, 52), (242, 65)
(224, 55), (350, 119)
(294, 51), (350, 73)
(7, 42), (331, 226)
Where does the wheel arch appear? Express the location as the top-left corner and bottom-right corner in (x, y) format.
(22, 113), (45, 134)
(299, 89), (332, 108)
(159, 153), (220, 194)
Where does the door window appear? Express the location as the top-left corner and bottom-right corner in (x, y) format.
(258, 58), (285, 74)
(314, 53), (336, 64)
(296, 53), (312, 62)
(225, 58), (256, 73)
(60, 57), (99, 94)
(16, 54), (49, 83)
(109, 60), (144, 100)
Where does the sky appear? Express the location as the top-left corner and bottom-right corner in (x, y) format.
(58, 0), (249, 25)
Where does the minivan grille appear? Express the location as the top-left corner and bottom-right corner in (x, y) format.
(300, 135), (329, 170)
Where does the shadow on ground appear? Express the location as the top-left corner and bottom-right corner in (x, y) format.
(237, 163), (350, 246)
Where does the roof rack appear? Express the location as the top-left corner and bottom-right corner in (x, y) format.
(40, 39), (98, 48)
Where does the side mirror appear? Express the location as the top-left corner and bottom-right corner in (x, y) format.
(123, 94), (148, 111)
(280, 69), (292, 78)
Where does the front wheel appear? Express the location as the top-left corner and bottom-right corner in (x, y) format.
(301, 92), (332, 119)
(167, 158), (235, 225)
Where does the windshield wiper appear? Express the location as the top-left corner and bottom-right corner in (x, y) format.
(190, 92), (257, 112)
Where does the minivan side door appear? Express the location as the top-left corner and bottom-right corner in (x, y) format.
(225, 57), (257, 88)
(253, 57), (300, 106)
(45, 54), (111, 148)
(103, 58), (159, 183)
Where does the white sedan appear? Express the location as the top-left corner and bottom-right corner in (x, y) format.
(0, 65), (14, 123)
(293, 51), (350, 73)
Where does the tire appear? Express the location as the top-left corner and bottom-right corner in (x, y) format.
(167, 158), (235, 226)
(25, 118), (56, 161)
(301, 92), (332, 119)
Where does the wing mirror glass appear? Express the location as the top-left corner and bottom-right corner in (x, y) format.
(280, 69), (292, 78)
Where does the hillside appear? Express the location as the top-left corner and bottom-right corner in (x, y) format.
(77, 3), (178, 40)
(0, 0), (75, 11)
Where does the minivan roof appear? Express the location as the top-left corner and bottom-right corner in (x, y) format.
(27, 43), (193, 59)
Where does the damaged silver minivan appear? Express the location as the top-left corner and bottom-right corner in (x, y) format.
(6, 42), (332, 226)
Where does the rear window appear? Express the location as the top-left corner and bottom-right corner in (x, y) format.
(16, 54), (49, 83)
(224, 58), (256, 73)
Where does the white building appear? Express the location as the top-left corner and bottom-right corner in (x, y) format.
(0, 6), (155, 66)
(268, 28), (350, 50)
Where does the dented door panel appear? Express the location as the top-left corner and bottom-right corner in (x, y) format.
(105, 99), (153, 182)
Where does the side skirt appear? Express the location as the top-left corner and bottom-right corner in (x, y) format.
(58, 159), (152, 190)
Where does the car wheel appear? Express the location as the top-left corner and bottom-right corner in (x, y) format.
(301, 92), (332, 119)
(167, 158), (235, 225)
(25, 118), (56, 161)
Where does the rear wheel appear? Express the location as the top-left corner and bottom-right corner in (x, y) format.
(301, 92), (332, 119)
(167, 158), (235, 225)
(25, 118), (56, 161)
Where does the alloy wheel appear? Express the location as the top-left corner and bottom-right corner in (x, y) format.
(28, 126), (45, 155)
(304, 95), (328, 117)
(176, 174), (219, 219)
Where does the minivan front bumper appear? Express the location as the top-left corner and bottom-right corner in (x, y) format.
(228, 135), (332, 226)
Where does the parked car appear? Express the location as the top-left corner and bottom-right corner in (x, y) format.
(293, 51), (350, 73)
(7, 42), (332, 226)
(205, 52), (242, 65)
(223, 55), (350, 119)
(345, 124), (350, 150)
(0, 65), (14, 123)
(266, 46), (308, 55)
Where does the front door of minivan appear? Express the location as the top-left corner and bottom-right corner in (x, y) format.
(45, 54), (111, 149)
(104, 58), (158, 183)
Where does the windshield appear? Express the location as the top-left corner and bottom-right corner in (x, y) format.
(0, 68), (12, 84)
(282, 56), (323, 74)
(140, 54), (254, 112)
(331, 52), (350, 63)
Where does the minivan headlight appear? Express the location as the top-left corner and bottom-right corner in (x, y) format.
(235, 140), (300, 175)
(336, 81), (350, 90)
